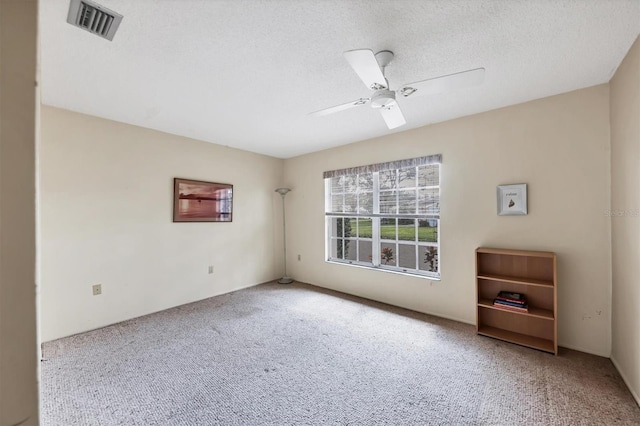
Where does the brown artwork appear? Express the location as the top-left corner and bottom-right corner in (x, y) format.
(173, 178), (233, 222)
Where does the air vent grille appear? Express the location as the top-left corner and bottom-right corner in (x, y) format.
(78, 4), (113, 35)
(67, 0), (123, 41)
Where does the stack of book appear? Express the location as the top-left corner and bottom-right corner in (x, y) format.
(493, 291), (528, 313)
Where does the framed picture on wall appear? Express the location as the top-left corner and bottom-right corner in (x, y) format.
(497, 183), (527, 216)
(173, 178), (233, 222)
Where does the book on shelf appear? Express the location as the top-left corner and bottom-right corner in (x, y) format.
(496, 291), (526, 302)
(495, 296), (527, 305)
(494, 299), (527, 308)
(493, 299), (529, 313)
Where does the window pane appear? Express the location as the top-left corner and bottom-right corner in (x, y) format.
(345, 239), (357, 261)
(379, 190), (397, 214)
(330, 176), (344, 193)
(397, 218), (415, 241)
(344, 193), (357, 213)
(358, 240), (373, 263)
(330, 238), (340, 259)
(357, 218), (372, 238)
(331, 194), (344, 213)
(340, 218), (354, 239)
(333, 217), (343, 237)
(398, 167), (416, 188)
(379, 218), (396, 241)
(419, 246), (439, 273)
(358, 192), (373, 214)
(358, 173), (373, 191)
(380, 242), (396, 266)
(330, 217), (346, 238)
(379, 170), (397, 190)
(418, 188), (439, 215)
(342, 175), (357, 192)
(398, 243), (417, 269)
(328, 217), (339, 238)
(336, 239), (345, 259)
(418, 219), (438, 243)
(418, 164), (439, 187)
(398, 189), (417, 214)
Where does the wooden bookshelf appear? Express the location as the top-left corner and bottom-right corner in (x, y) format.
(476, 247), (557, 355)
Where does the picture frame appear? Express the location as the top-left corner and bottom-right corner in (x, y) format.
(497, 183), (527, 216)
(173, 178), (233, 222)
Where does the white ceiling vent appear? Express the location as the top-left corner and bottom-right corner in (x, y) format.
(66, 0), (123, 41)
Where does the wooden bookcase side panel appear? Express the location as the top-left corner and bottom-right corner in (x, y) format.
(477, 279), (555, 312)
(552, 255), (558, 350)
(475, 249), (480, 335)
(478, 308), (554, 341)
(477, 253), (554, 283)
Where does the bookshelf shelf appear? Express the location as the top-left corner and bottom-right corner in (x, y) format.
(477, 274), (554, 288)
(477, 299), (554, 320)
(476, 247), (557, 355)
(477, 325), (555, 353)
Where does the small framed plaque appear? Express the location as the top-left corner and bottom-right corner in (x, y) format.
(497, 184), (527, 216)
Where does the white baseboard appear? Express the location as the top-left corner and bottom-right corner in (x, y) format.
(611, 356), (640, 407)
(302, 280), (475, 326)
(558, 342), (610, 358)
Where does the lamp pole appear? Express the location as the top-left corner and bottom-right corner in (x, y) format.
(275, 188), (293, 284)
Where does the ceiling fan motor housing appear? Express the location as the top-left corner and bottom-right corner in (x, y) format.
(370, 89), (397, 109)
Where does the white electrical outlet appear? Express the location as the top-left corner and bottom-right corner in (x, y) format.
(208, 265), (214, 274)
(92, 284), (102, 296)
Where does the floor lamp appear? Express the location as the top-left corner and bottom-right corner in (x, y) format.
(275, 188), (293, 284)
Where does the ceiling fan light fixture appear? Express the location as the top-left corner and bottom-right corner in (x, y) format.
(370, 89), (396, 109)
(374, 50), (394, 68)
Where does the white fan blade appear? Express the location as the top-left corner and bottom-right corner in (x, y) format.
(380, 104), (406, 129)
(399, 68), (485, 98)
(344, 49), (388, 90)
(309, 98), (370, 117)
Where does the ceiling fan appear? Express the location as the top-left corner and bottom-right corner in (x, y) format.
(310, 49), (485, 129)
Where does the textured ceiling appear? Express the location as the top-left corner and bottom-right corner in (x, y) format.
(40, 0), (640, 159)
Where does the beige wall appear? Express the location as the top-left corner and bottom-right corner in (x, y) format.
(39, 106), (284, 342)
(284, 85), (612, 356)
(610, 36), (640, 405)
(0, 0), (39, 424)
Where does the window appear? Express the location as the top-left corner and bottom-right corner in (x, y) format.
(325, 155), (441, 278)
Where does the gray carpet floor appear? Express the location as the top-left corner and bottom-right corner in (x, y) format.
(41, 282), (640, 425)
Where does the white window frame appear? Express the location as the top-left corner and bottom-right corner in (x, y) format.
(324, 156), (441, 279)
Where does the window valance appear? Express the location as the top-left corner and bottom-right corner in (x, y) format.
(322, 154), (442, 179)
